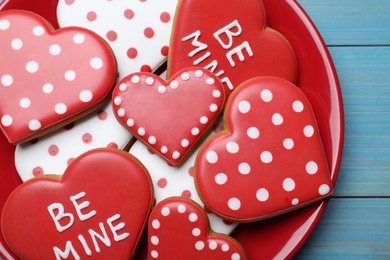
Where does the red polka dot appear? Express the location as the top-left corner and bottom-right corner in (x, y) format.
(139, 0), (147, 2)
(213, 123), (223, 133)
(124, 9), (134, 19)
(157, 178), (167, 188)
(29, 138), (39, 144)
(147, 148), (155, 155)
(144, 27), (154, 38)
(82, 133), (92, 144)
(97, 110), (107, 120)
(223, 220), (234, 225)
(65, 0), (75, 5)
(107, 142), (118, 148)
(160, 12), (171, 23)
(67, 158), (75, 165)
(86, 11), (97, 21)
(188, 166), (194, 177)
(140, 65), (152, 72)
(106, 30), (117, 41)
(64, 122), (75, 130)
(161, 46), (169, 56)
(181, 190), (192, 198)
(127, 48), (138, 59)
(203, 206), (212, 214)
(32, 166), (43, 177)
(48, 145), (59, 156)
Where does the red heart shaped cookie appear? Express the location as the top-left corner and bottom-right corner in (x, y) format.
(112, 68), (225, 165)
(1, 148), (153, 259)
(168, 0), (297, 96)
(148, 197), (247, 259)
(195, 77), (333, 222)
(0, 10), (117, 143)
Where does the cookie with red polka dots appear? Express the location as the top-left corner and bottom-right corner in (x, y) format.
(0, 10), (117, 144)
(129, 119), (238, 235)
(148, 197), (247, 259)
(113, 68), (225, 166)
(195, 77), (333, 222)
(2, 148), (154, 260)
(57, 0), (178, 77)
(168, 0), (297, 97)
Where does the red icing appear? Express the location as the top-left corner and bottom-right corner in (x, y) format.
(112, 67), (225, 165)
(0, 10), (117, 144)
(148, 197), (247, 259)
(168, 0), (297, 96)
(1, 148), (154, 259)
(195, 77), (333, 222)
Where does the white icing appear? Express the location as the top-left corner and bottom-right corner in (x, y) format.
(53, 241), (80, 260)
(88, 223), (112, 253)
(213, 20), (242, 49)
(47, 203), (75, 233)
(70, 192), (97, 221)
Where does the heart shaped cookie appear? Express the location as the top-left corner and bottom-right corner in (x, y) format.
(2, 148), (154, 259)
(112, 68), (225, 165)
(148, 197), (247, 259)
(168, 0), (297, 96)
(0, 10), (117, 143)
(195, 77), (333, 222)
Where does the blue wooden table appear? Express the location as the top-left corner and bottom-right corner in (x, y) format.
(295, 0), (390, 258)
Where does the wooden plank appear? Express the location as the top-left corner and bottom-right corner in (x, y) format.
(295, 198), (390, 259)
(329, 46), (390, 197)
(297, 0), (390, 46)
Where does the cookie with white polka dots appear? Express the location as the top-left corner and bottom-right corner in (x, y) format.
(148, 197), (247, 259)
(57, 0), (178, 77)
(129, 120), (238, 235)
(113, 68), (225, 166)
(0, 10), (117, 144)
(195, 77), (333, 222)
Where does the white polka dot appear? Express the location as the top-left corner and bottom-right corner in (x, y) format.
(292, 198), (299, 205)
(319, 184), (331, 195)
(304, 125), (315, 137)
(247, 127), (260, 139)
(209, 241), (217, 250)
(157, 85), (166, 94)
(131, 75), (140, 84)
(238, 162), (250, 175)
(293, 100), (304, 112)
(32, 26), (44, 36)
(226, 141), (239, 153)
(222, 244), (230, 252)
(79, 90), (93, 102)
(28, 119), (41, 131)
(206, 78), (215, 85)
(195, 70), (204, 77)
(148, 136), (156, 145)
(178, 205), (186, 213)
(170, 80), (179, 89)
(42, 83), (53, 94)
(181, 139), (189, 147)
(192, 228), (201, 236)
(260, 89), (273, 102)
(161, 206), (170, 216)
(119, 83), (128, 91)
(260, 151), (273, 163)
(0, 19), (10, 30)
(151, 219), (160, 229)
(54, 103), (67, 114)
(151, 250), (158, 258)
(306, 161), (318, 174)
(209, 104), (218, 112)
(191, 127), (200, 135)
(189, 213), (198, 222)
(73, 33), (85, 44)
(256, 188), (269, 202)
(117, 108), (125, 117)
(232, 253), (241, 260)
(26, 61), (39, 73)
(11, 38), (23, 50)
(215, 173), (228, 185)
(90, 57), (103, 69)
(1, 115), (13, 127)
(195, 241), (205, 250)
(283, 178), (296, 191)
(1, 75), (13, 87)
(114, 96), (122, 105)
(138, 127), (146, 136)
(127, 118), (134, 127)
(238, 100), (250, 113)
(200, 116), (208, 124)
(65, 70), (76, 81)
(161, 146), (168, 154)
(206, 151), (218, 164)
(49, 44), (61, 56)
(212, 90), (221, 98)
(283, 138), (294, 150)
(151, 236), (159, 245)
(172, 151), (180, 159)
(19, 98), (31, 108)
(145, 76), (154, 85)
(181, 72), (191, 81)
(272, 113), (283, 125)
(228, 198), (241, 211)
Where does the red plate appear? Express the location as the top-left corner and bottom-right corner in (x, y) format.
(0, 0), (343, 259)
